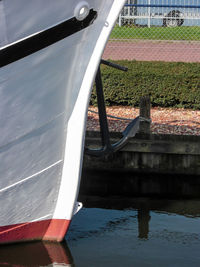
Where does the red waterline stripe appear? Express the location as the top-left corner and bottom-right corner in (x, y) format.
(0, 219), (71, 244)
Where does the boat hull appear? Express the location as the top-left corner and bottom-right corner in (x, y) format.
(0, 0), (126, 244)
(0, 219), (70, 243)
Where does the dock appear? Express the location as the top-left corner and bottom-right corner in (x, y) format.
(84, 131), (200, 176)
(81, 130), (200, 199)
(81, 95), (200, 199)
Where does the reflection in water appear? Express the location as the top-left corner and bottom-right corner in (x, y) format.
(138, 208), (151, 239)
(0, 241), (74, 267)
(1, 198), (200, 267)
(67, 197), (200, 267)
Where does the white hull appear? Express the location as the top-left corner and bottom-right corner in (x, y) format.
(0, 0), (126, 243)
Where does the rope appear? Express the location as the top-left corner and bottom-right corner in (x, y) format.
(139, 117), (152, 123)
(88, 109), (151, 123)
(88, 109), (132, 121)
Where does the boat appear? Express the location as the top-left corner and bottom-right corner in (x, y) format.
(0, 241), (74, 266)
(0, 0), (126, 244)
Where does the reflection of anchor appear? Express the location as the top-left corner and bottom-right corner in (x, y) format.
(85, 59), (140, 157)
(0, 241), (75, 266)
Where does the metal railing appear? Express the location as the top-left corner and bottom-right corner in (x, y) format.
(119, 0), (200, 27)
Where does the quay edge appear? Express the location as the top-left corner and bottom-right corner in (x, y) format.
(81, 131), (200, 198)
(84, 131), (200, 176)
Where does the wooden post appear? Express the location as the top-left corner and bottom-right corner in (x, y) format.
(139, 95), (151, 134)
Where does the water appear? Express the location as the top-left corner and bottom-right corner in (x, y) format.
(1, 198), (200, 266)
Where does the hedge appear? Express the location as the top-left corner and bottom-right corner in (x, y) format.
(90, 61), (200, 109)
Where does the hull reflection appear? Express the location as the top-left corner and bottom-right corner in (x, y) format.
(0, 241), (74, 266)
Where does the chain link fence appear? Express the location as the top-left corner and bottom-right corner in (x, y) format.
(103, 0), (200, 62)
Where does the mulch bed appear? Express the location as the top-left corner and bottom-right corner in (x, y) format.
(87, 106), (200, 135)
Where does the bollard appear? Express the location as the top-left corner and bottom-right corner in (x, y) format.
(139, 95), (151, 134)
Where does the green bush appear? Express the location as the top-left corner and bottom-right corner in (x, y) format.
(90, 61), (200, 109)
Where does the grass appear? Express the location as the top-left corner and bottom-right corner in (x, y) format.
(110, 25), (200, 41)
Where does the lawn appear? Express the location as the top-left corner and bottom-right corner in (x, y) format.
(110, 25), (200, 41)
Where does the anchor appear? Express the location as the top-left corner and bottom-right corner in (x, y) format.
(85, 59), (140, 157)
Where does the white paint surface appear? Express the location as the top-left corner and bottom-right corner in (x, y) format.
(0, 0), (126, 231)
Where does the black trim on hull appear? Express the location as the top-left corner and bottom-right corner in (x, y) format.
(0, 9), (97, 68)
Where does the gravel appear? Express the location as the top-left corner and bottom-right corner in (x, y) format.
(87, 106), (200, 136)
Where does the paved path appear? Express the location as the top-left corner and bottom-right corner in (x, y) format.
(103, 40), (200, 62)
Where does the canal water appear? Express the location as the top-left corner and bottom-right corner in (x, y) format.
(1, 198), (200, 266)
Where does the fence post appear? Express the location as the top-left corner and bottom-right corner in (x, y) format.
(119, 12), (122, 27)
(134, 0), (138, 25)
(148, 0), (151, 28)
(139, 95), (151, 134)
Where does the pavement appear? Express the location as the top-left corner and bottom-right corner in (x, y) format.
(103, 40), (200, 62)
